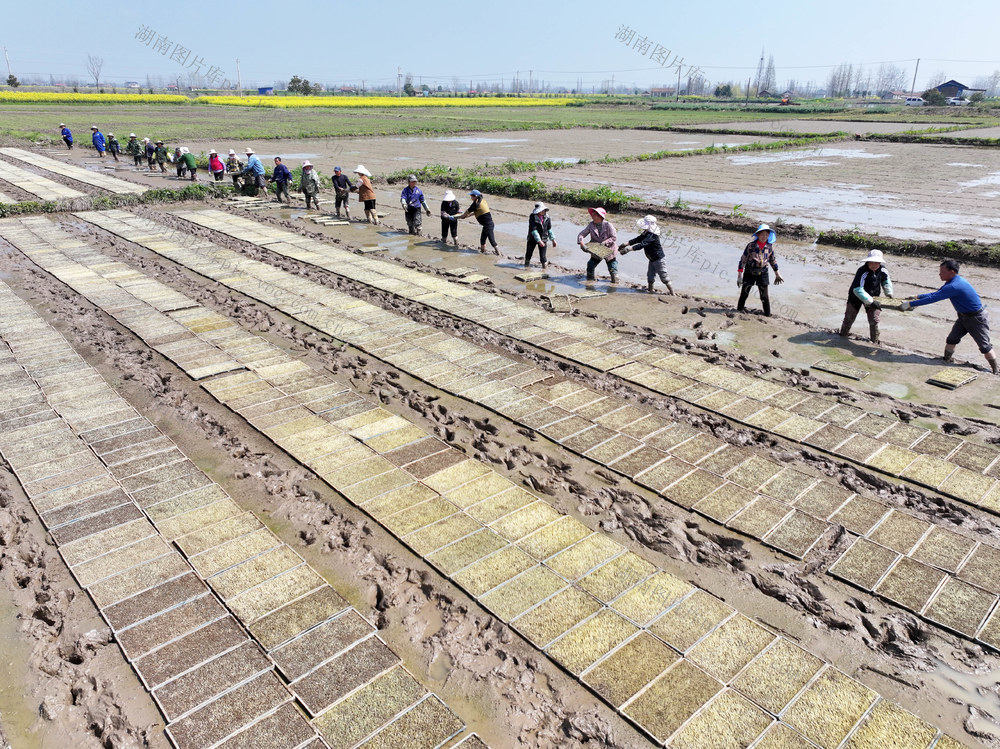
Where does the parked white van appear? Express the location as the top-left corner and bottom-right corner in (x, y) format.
(904, 97), (925, 106)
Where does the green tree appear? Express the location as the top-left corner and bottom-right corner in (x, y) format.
(403, 74), (415, 97)
(288, 75), (304, 93)
(714, 84), (733, 97)
(921, 88), (946, 106)
(6, 74), (20, 88)
(970, 91), (985, 103)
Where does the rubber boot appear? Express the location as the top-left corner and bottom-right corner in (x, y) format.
(665, 281), (674, 296)
(586, 275), (595, 281)
(647, 282), (655, 293)
(943, 344), (956, 362)
(610, 273), (618, 284)
(869, 323), (879, 345)
(986, 351), (998, 375)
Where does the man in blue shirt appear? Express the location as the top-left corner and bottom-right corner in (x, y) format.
(400, 175), (431, 234)
(901, 259), (996, 374)
(59, 123), (73, 150)
(91, 126), (106, 158)
(241, 147), (266, 195)
(270, 157), (292, 203)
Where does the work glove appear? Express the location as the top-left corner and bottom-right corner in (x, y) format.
(774, 272), (785, 285)
(900, 301), (911, 312)
(868, 300), (881, 310)
(736, 272), (743, 288)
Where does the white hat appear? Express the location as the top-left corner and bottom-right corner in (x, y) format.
(59, 123), (66, 127)
(228, 149), (236, 155)
(862, 249), (885, 264)
(209, 149), (217, 154)
(90, 125), (98, 129)
(129, 132), (136, 137)
(637, 215), (660, 235)
(142, 137), (149, 142)
(443, 190), (456, 201)
(302, 161), (312, 167)
(407, 174), (417, 181)
(108, 132), (114, 136)
(353, 164), (371, 177)
(245, 147), (254, 154)
(532, 202), (548, 215)
(180, 147), (189, 154)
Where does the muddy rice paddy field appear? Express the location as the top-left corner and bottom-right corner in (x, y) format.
(2, 108), (1000, 749)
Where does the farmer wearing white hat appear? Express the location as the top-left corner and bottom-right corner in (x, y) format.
(90, 126), (106, 159)
(839, 249), (893, 344)
(241, 147), (266, 195)
(153, 140), (168, 173)
(59, 123), (73, 150)
(225, 149), (244, 186)
(737, 223), (783, 316)
(400, 174), (431, 235)
(208, 150), (226, 181)
(179, 147), (198, 182)
(125, 134), (143, 166)
(300, 161), (321, 209)
(525, 202), (556, 269)
(440, 190), (460, 245)
(106, 132), (121, 162)
(619, 215), (674, 294)
(353, 165), (378, 224)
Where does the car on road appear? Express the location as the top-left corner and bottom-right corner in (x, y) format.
(904, 96), (925, 106)
(947, 97), (971, 106)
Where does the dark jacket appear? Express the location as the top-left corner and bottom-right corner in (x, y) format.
(847, 264), (892, 307)
(738, 240), (778, 274)
(331, 173), (353, 192)
(441, 199), (459, 216)
(272, 163), (292, 183)
(625, 231), (665, 261)
(528, 212), (553, 242)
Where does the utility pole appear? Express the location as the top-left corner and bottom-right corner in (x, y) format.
(3, 47), (12, 78)
(397, 66), (402, 97)
(529, 69), (533, 94)
(676, 66), (681, 101)
(515, 70), (519, 95)
(236, 58), (242, 97)
(610, 74), (614, 95)
(911, 58), (920, 95)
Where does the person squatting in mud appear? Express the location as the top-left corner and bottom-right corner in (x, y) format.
(400, 174), (431, 235)
(459, 190), (499, 253)
(578, 207), (618, 283)
(619, 215), (674, 294)
(737, 223), (784, 316)
(839, 249), (892, 344)
(901, 258), (998, 374)
(241, 147), (267, 194)
(524, 202), (555, 269)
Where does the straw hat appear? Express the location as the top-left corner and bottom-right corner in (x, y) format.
(353, 164), (371, 177)
(636, 215), (660, 235)
(862, 249), (886, 264)
(244, 147), (254, 154)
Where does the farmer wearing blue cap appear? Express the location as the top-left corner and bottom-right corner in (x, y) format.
(737, 223), (783, 316)
(458, 190), (499, 253)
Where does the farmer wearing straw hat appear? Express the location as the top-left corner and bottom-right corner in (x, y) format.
(737, 223), (783, 316)
(90, 126), (106, 158)
(106, 132), (121, 162)
(577, 207), (618, 283)
(619, 215), (674, 294)
(208, 150), (226, 181)
(59, 124), (73, 150)
(353, 165), (378, 224)
(180, 148), (197, 181)
(525, 202), (556, 269)
(440, 190), (460, 245)
(241, 147), (266, 194)
(153, 140), (169, 172)
(400, 174), (431, 234)
(225, 149), (243, 186)
(125, 134), (143, 166)
(900, 259), (997, 374)
(331, 166), (353, 220)
(839, 249), (893, 344)
(300, 161), (321, 209)
(458, 190), (499, 253)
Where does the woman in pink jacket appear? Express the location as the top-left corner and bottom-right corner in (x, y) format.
(577, 207), (619, 283)
(208, 150), (226, 182)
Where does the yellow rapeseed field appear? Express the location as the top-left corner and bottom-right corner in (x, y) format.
(0, 92), (190, 104)
(197, 95), (584, 108)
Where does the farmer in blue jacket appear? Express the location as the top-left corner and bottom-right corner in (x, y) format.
(901, 258), (997, 374)
(59, 123), (73, 149)
(241, 147), (266, 194)
(91, 126), (106, 158)
(270, 157), (292, 203)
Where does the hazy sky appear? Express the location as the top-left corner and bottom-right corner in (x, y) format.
(4, 0), (999, 91)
